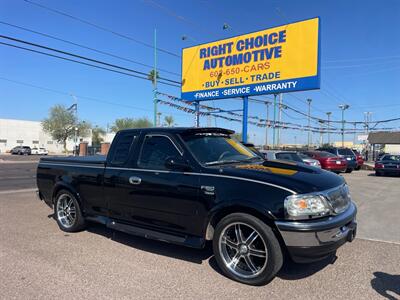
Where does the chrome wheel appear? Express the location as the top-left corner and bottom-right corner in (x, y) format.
(56, 194), (76, 228)
(218, 222), (268, 279)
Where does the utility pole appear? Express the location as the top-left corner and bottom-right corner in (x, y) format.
(70, 94), (78, 156)
(307, 98), (312, 148)
(319, 120), (324, 146)
(326, 112), (332, 145)
(272, 94), (278, 148)
(265, 101), (270, 149)
(157, 112), (162, 127)
(277, 94), (283, 147)
(153, 28), (158, 127)
(339, 104), (350, 147)
(364, 111), (372, 161)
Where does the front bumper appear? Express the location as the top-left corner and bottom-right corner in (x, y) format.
(275, 202), (357, 263)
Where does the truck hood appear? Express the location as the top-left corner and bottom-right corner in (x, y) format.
(210, 159), (345, 194)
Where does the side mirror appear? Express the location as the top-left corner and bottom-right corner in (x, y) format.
(165, 156), (191, 171)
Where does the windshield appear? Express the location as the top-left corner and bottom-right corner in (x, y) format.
(382, 155), (400, 161)
(298, 153), (308, 159)
(275, 152), (303, 162)
(316, 151), (336, 158)
(338, 148), (354, 156)
(182, 134), (258, 165)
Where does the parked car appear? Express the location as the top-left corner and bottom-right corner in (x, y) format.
(36, 127), (357, 286)
(261, 150), (304, 163)
(298, 153), (321, 168)
(375, 154), (400, 176)
(316, 147), (356, 173)
(10, 146), (31, 155)
(302, 151), (347, 173)
(31, 147), (49, 155)
(352, 149), (364, 170)
(241, 143), (265, 159)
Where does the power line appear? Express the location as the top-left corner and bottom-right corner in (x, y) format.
(23, 0), (180, 58)
(324, 55), (400, 63)
(0, 76), (189, 117)
(0, 21), (181, 77)
(0, 41), (179, 88)
(0, 34), (180, 84)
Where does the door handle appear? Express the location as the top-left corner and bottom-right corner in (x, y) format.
(129, 176), (142, 185)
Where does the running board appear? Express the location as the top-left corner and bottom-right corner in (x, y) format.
(105, 219), (205, 248)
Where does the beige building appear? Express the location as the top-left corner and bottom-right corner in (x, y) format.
(0, 118), (91, 154)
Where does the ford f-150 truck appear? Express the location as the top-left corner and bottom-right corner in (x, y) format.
(36, 127), (357, 285)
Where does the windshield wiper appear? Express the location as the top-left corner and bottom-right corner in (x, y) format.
(244, 156), (263, 162)
(205, 159), (243, 166)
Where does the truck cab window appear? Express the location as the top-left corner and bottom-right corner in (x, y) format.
(138, 135), (181, 170)
(111, 133), (137, 165)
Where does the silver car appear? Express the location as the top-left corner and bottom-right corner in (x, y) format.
(261, 150), (321, 168)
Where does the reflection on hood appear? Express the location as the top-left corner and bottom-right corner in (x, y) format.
(235, 164), (298, 176)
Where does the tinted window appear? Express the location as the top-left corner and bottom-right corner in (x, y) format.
(182, 135), (256, 165)
(316, 151), (336, 158)
(338, 148), (354, 156)
(382, 155), (400, 161)
(275, 152), (303, 162)
(138, 135), (181, 170)
(320, 148), (336, 154)
(111, 133), (136, 165)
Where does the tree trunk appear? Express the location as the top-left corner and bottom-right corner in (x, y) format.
(63, 139), (67, 156)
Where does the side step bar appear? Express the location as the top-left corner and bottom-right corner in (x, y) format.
(86, 215), (204, 248)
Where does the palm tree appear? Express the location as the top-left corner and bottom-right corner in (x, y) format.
(148, 70), (159, 85)
(164, 115), (175, 127)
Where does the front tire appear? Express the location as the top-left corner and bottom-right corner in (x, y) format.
(54, 190), (86, 232)
(212, 213), (283, 285)
(345, 168), (353, 173)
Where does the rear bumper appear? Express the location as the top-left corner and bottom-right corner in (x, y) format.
(324, 165), (347, 172)
(275, 202), (357, 263)
(376, 169), (400, 175)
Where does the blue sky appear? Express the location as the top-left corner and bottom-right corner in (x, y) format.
(1, 0), (399, 145)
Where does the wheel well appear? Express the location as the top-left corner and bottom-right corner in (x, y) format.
(205, 206), (276, 240)
(205, 205), (288, 256)
(52, 185), (80, 206)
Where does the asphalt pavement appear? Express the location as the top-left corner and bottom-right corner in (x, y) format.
(0, 161), (399, 299)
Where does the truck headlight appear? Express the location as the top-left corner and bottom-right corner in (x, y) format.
(284, 194), (331, 220)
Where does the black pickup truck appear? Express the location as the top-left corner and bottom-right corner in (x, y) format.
(37, 127), (357, 285)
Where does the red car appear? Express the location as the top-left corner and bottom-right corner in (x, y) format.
(352, 149), (364, 170)
(302, 151), (348, 173)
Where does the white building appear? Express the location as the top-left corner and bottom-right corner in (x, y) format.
(0, 118), (91, 154)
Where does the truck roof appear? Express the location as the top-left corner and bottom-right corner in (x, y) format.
(117, 127), (234, 135)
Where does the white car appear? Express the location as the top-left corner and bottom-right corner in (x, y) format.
(31, 147), (49, 155)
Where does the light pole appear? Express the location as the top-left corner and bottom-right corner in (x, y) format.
(364, 111), (372, 161)
(307, 98), (312, 148)
(153, 28), (158, 127)
(265, 101), (270, 149)
(339, 104), (350, 147)
(326, 112), (332, 145)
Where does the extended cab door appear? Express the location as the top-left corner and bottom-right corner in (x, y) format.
(105, 132), (202, 236)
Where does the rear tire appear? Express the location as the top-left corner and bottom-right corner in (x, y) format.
(355, 166), (361, 170)
(375, 171), (382, 176)
(212, 213), (283, 286)
(54, 190), (86, 232)
(345, 168), (353, 173)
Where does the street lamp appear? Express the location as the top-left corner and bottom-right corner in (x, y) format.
(307, 98), (312, 148)
(326, 112), (332, 145)
(338, 104), (350, 147)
